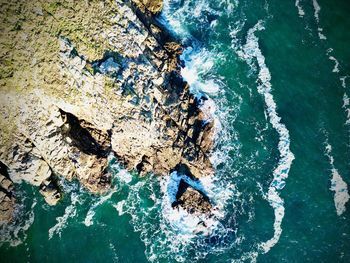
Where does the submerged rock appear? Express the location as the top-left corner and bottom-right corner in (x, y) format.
(0, 0), (215, 222)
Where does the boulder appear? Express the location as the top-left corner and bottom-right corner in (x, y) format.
(131, 0), (163, 15)
(172, 179), (212, 214)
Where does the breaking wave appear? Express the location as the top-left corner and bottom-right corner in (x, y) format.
(107, 1), (245, 261)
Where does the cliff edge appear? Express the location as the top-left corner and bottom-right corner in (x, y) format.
(0, 0), (215, 223)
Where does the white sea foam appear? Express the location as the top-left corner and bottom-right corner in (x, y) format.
(330, 170), (349, 216)
(328, 56), (340, 73)
(308, 2), (350, 211)
(218, 0), (237, 15)
(340, 76), (347, 89)
(343, 93), (350, 125)
(311, 0), (327, 40)
(114, 170), (238, 262)
(343, 93), (349, 107)
(0, 198), (37, 247)
(48, 192), (79, 239)
(326, 49), (340, 73)
(340, 77), (350, 125)
(229, 21), (245, 54)
(312, 0), (321, 23)
(84, 189), (116, 227)
(161, 172), (234, 237)
(324, 143), (350, 216)
(108, 154), (133, 184)
(295, 0), (305, 18)
(108, 0), (243, 261)
(236, 21), (295, 253)
(160, 0), (224, 38)
(180, 47), (221, 95)
(318, 31), (327, 40)
(321, 33), (350, 128)
(109, 242), (120, 262)
(113, 200), (126, 216)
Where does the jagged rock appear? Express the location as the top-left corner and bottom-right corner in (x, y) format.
(39, 177), (61, 206)
(0, 162), (15, 223)
(131, 0), (163, 15)
(0, 0), (215, 222)
(172, 179), (212, 214)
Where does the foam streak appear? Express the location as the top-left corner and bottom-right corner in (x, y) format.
(295, 0), (305, 18)
(324, 142), (350, 216)
(48, 193), (79, 239)
(84, 189), (116, 227)
(240, 21), (295, 253)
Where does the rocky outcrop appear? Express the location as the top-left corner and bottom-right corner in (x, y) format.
(0, 0), (215, 222)
(131, 0), (163, 15)
(172, 179), (212, 214)
(0, 162), (15, 223)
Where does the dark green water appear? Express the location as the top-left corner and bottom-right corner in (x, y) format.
(1, 0), (350, 262)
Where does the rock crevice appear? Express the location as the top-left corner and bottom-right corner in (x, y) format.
(0, 0), (215, 222)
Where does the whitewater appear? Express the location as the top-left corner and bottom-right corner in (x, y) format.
(1, 0), (350, 262)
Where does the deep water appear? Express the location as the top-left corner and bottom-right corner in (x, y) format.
(1, 0), (350, 262)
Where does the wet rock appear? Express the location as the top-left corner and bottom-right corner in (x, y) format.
(131, 0), (163, 15)
(0, 0), (215, 221)
(172, 179), (212, 214)
(0, 162), (15, 223)
(39, 176), (61, 206)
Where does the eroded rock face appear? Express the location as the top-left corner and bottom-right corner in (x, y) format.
(172, 179), (212, 214)
(0, 0), (215, 221)
(131, 0), (163, 15)
(0, 162), (15, 223)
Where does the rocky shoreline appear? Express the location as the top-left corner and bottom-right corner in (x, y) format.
(0, 0), (215, 224)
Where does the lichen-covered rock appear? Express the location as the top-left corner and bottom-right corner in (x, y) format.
(0, 0), (215, 221)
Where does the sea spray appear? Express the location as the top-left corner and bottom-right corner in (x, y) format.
(180, 46), (221, 95)
(160, 0), (223, 39)
(111, 155), (238, 262)
(236, 21), (295, 253)
(161, 171), (235, 236)
(153, 1), (244, 261)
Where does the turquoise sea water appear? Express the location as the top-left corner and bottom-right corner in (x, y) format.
(1, 0), (350, 262)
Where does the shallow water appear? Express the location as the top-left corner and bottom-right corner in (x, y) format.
(1, 0), (350, 262)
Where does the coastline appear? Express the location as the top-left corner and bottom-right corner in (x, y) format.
(0, 0), (215, 224)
